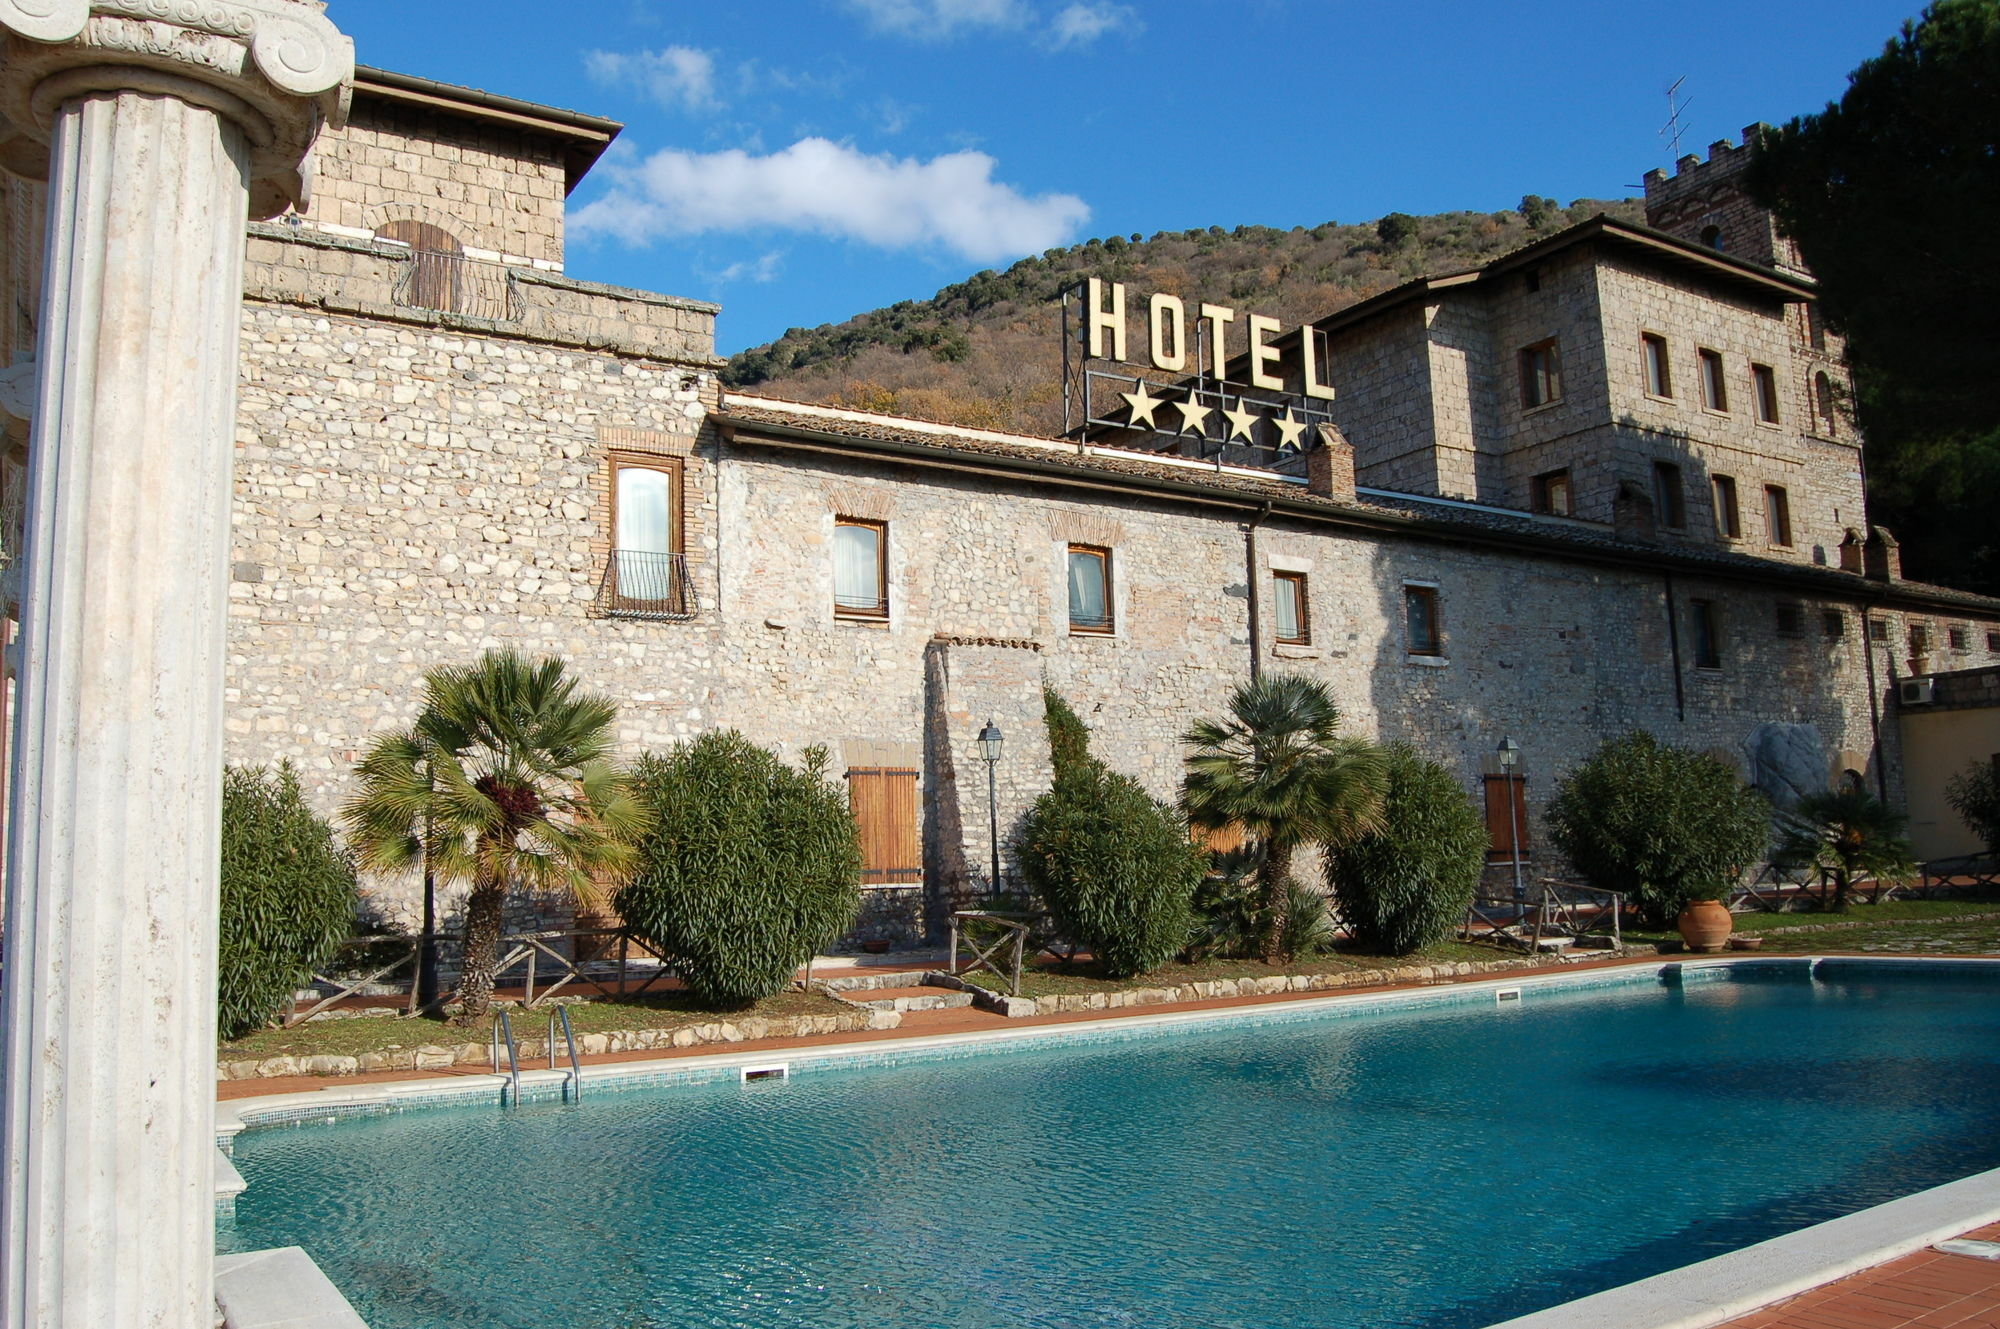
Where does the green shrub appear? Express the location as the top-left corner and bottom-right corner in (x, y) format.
(1546, 731), (1772, 926)
(1325, 746), (1486, 955)
(218, 764), (358, 1040)
(1947, 760), (2000, 852)
(1185, 862), (1334, 963)
(1018, 689), (1205, 977)
(618, 733), (861, 1008)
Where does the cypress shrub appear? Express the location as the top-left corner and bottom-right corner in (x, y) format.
(1017, 688), (1206, 977)
(1324, 745), (1486, 955)
(618, 733), (861, 1008)
(1546, 731), (1772, 926)
(218, 764), (359, 1040)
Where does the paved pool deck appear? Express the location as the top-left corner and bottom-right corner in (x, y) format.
(1718, 1222), (2000, 1329)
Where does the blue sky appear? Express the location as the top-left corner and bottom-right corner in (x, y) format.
(332, 0), (1919, 354)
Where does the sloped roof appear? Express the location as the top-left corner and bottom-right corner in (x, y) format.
(716, 394), (2000, 617)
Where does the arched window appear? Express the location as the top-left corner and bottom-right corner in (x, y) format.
(1814, 372), (1838, 436)
(376, 218), (464, 313)
(1700, 224), (1725, 252)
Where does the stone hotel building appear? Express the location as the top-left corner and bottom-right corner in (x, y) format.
(2, 72), (1993, 941)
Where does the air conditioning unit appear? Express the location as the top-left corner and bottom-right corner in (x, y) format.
(1900, 678), (1937, 706)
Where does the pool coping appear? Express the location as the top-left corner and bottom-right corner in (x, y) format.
(216, 954), (2000, 1329)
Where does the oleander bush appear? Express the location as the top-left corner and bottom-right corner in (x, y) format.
(1325, 745), (1487, 955)
(1947, 759), (2000, 853)
(1019, 687), (1206, 977)
(218, 763), (358, 1039)
(618, 733), (861, 1008)
(1546, 731), (1772, 926)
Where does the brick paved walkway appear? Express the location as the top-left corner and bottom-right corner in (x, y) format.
(1722, 1222), (2000, 1329)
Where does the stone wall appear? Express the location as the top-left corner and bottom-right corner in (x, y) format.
(1643, 130), (1807, 276)
(294, 92), (570, 269)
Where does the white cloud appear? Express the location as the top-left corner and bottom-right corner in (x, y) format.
(584, 46), (719, 113)
(1047, 2), (1140, 47)
(843, 0), (1028, 39)
(711, 251), (786, 284)
(572, 138), (1089, 263)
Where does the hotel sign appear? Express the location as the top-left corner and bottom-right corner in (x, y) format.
(1080, 277), (1336, 399)
(1062, 278), (1338, 458)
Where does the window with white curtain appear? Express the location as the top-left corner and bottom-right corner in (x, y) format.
(834, 518), (887, 618)
(1068, 545), (1113, 633)
(612, 462), (679, 605)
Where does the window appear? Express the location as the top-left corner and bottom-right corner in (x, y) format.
(1641, 333), (1672, 398)
(1700, 224), (1724, 251)
(1823, 609), (1846, 640)
(1989, 631), (2000, 653)
(1764, 485), (1793, 547)
(1814, 372), (1838, 434)
(1532, 469), (1573, 516)
(1404, 585), (1442, 656)
(1652, 461), (1686, 529)
(1909, 624), (1929, 656)
(1519, 339), (1562, 409)
(1483, 773), (1529, 863)
(1775, 603), (1804, 638)
(1067, 544), (1113, 633)
(834, 518), (888, 618)
(1698, 348), (1728, 412)
(1807, 304), (1827, 351)
(1950, 627), (1969, 653)
(1690, 599), (1722, 669)
(1869, 618), (1890, 643)
(1711, 475), (1741, 539)
(606, 459), (688, 616)
(1752, 363), (1780, 424)
(848, 767), (921, 884)
(377, 218), (466, 314)
(1273, 572), (1310, 645)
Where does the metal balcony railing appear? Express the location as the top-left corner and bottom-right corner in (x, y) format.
(390, 247), (521, 322)
(596, 549), (695, 620)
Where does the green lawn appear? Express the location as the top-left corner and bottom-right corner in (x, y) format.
(1624, 899), (2000, 948)
(952, 940), (1507, 1000)
(220, 988), (850, 1061)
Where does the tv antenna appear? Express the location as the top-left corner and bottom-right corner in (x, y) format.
(1660, 76), (1693, 161)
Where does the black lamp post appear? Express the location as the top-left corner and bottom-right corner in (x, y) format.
(977, 719), (1004, 899)
(1497, 737), (1525, 906)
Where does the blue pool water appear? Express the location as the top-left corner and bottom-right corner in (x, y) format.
(222, 962), (2000, 1329)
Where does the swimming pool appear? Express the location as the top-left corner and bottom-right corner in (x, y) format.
(220, 960), (2000, 1329)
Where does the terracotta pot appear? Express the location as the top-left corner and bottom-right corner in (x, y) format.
(1676, 899), (1734, 953)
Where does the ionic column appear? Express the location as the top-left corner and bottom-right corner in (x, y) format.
(0, 4), (350, 1325)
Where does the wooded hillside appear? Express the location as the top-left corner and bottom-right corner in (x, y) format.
(723, 196), (1646, 437)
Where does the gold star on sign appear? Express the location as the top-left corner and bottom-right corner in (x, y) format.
(1121, 381), (1166, 429)
(1223, 402), (1262, 443)
(1172, 392), (1214, 436)
(1273, 409), (1308, 452)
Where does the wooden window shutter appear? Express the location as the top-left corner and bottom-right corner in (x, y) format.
(848, 768), (921, 884)
(1194, 822), (1247, 856)
(376, 218), (464, 313)
(1482, 774), (1529, 863)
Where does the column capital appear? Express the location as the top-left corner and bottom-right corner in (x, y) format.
(0, 0), (352, 216)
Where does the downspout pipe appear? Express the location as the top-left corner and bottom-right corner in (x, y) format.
(1246, 502), (1272, 681)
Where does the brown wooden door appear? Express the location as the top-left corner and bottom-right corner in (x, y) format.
(1483, 774), (1529, 862)
(376, 218), (463, 313)
(848, 768), (921, 884)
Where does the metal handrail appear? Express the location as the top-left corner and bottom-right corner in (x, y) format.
(389, 247), (521, 321)
(493, 1010), (521, 1105)
(550, 1006), (583, 1102)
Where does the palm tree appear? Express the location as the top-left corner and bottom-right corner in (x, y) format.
(343, 651), (650, 1023)
(1777, 787), (1916, 913)
(1183, 674), (1387, 965)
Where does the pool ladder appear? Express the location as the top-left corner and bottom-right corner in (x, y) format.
(490, 1007), (585, 1105)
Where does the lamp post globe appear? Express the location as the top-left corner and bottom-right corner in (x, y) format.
(1496, 737), (1526, 905)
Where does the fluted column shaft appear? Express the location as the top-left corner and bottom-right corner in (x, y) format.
(0, 88), (250, 1327)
